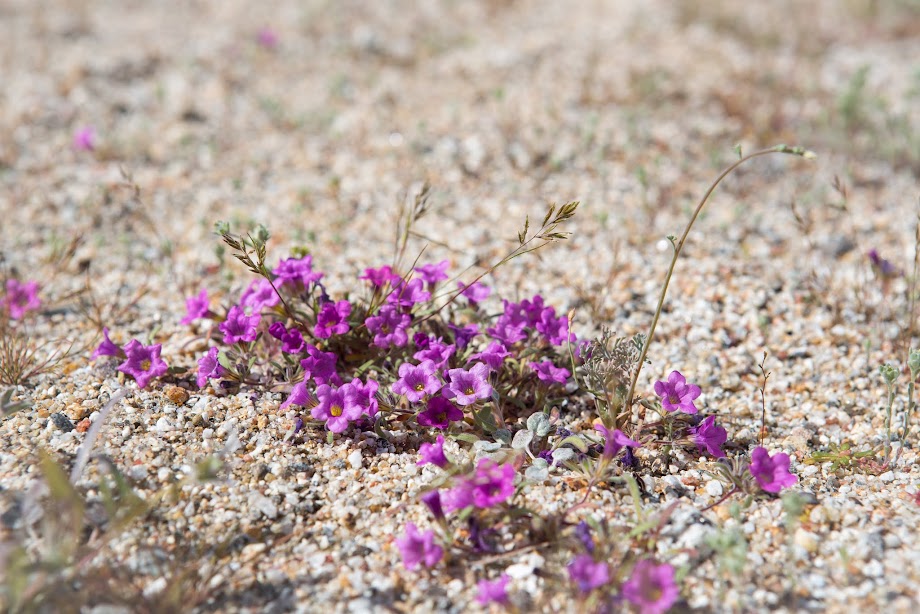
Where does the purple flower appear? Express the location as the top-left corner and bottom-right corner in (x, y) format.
(568, 554), (609, 593)
(520, 295), (546, 325)
(536, 309), (575, 345)
(395, 523), (443, 571)
(537, 449), (555, 465)
(268, 322), (287, 339)
(486, 309), (527, 345)
(196, 347), (224, 388)
(413, 332), (431, 351)
(360, 265), (400, 288)
(300, 344), (341, 386)
(365, 305), (411, 349)
(392, 360), (441, 403)
(311, 384), (361, 433)
(529, 360), (570, 385)
(117, 340), (168, 389)
(417, 434), (449, 468)
(476, 574), (510, 606)
(654, 370), (701, 414)
(280, 381), (316, 410)
(457, 280), (491, 304)
(280, 328), (305, 354)
(868, 249), (900, 278)
(469, 341), (510, 371)
(72, 126), (96, 151)
(3, 279), (41, 320)
(443, 363), (492, 406)
(344, 377), (379, 418)
(448, 322), (479, 349)
(219, 306), (261, 344)
(273, 256), (322, 288)
(749, 447), (797, 493)
(621, 560), (679, 614)
(239, 278), (280, 313)
(417, 397), (463, 429)
(414, 260), (449, 284)
(689, 416), (727, 458)
(420, 490), (445, 520)
(91, 327), (124, 361)
(414, 338), (455, 370)
(444, 459), (515, 511)
(180, 289), (210, 325)
(594, 424), (640, 460)
(314, 300), (351, 339)
(387, 278), (430, 309)
(256, 27), (278, 49)
(575, 521), (594, 553)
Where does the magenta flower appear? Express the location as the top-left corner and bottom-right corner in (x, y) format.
(256, 27), (278, 49)
(654, 370), (701, 414)
(689, 416), (727, 458)
(417, 397), (463, 429)
(360, 265), (400, 288)
(300, 344), (341, 386)
(117, 340), (168, 389)
(280, 381), (316, 410)
(180, 289), (210, 325)
(457, 280), (491, 304)
(749, 447), (797, 493)
(3, 279), (41, 320)
(868, 249), (900, 278)
(311, 384), (361, 433)
(280, 328), (305, 354)
(568, 554), (609, 593)
(365, 304), (411, 349)
(387, 278), (430, 309)
(536, 309), (574, 345)
(91, 327), (124, 361)
(395, 523), (443, 571)
(273, 256), (322, 288)
(420, 490), (445, 520)
(344, 377), (379, 418)
(476, 574), (510, 606)
(444, 459), (515, 511)
(414, 338), (455, 370)
(414, 260), (450, 284)
(621, 560), (679, 614)
(417, 434), (449, 467)
(448, 322), (479, 349)
(314, 300), (351, 339)
(594, 424), (640, 460)
(520, 295), (546, 325)
(219, 306), (261, 344)
(392, 360), (441, 403)
(443, 363), (492, 406)
(469, 341), (510, 371)
(529, 360), (570, 385)
(239, 279), (280, 313)
(486, 317), (527, 346)
(196, 347), (224, 388)
(72, 126), (96, 151)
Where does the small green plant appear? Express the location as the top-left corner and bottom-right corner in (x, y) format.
(805, 442), (877, 472)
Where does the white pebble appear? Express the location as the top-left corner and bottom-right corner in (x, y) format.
(348, 450), (363, 470)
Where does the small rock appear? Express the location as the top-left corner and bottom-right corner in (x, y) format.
(348, 450), (363, 470)
(705, 480), (723, 498)
(879, 471), (895, 483)
(155, 416), (174, 432)
(165, 386), (189, 405)
(794, 528), (819, 553)
(50, 412), (74, 432)
(75, 417), (92, 433)
(250, 492), (278, 519)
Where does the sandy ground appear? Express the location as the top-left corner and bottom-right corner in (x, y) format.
(1, 1), (919, 612)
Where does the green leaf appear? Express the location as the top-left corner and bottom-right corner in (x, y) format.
(526, 412), (552, 437)
(555, 435), (588, 453)
(511, 429), (534, 450)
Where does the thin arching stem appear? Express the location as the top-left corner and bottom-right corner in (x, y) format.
(622, 145), (815, 427)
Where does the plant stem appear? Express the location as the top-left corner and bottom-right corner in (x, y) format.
(622, 146), (815, 426)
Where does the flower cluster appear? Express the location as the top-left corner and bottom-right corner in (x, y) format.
(91, 328), (168, 389)
(2, 279), (41, 320)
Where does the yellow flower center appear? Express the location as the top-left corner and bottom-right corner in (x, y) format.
(669, 395), (679, 404)
(465, 386), (475, 395)
(141, 359), (152, 371)
(330, 404), (343, 417)
(415, 382), (425, 391)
